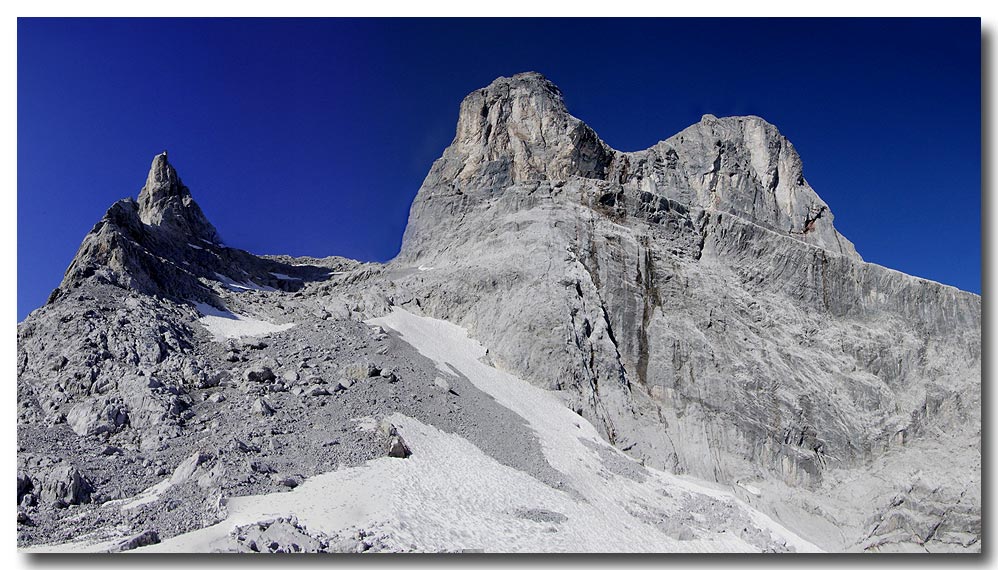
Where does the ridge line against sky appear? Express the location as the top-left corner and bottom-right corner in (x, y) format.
(17, 17), (981, 319)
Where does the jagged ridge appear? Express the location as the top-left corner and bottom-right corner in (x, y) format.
(51, 153), (331, 308)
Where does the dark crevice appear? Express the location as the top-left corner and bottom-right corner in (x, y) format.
(802, 205), (827, 235)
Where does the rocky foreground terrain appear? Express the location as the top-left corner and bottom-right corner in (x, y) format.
(17, 73), (980, 553)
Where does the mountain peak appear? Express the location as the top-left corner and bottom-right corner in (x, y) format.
(137, 152), (221, 243)
(404, 74), (859, 261)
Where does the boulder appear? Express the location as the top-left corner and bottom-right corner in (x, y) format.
(108, 530), (160, 552)
(388, 435), (411, 459)
(244, 361), (277, 384)
(17, 472), (33, 504)
(345, 362), (380, 380)
(37, 464), (93, 505)
(306, 386), (330, 397)
(251, 397), (275, 416)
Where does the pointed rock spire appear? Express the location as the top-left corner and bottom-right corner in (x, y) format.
(137, 152), (221, 243)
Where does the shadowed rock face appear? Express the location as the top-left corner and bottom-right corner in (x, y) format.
(18, 72), (980, 552)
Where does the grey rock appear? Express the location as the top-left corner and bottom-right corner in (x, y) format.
(13, 73), (980, 553)
(433, 377), (451, 393)
(384, 72), (979, 551)
(66, 399), (129, 437)
(36, 464), (93, 506)
(230, 516), (336, 553)
(244, 361), (277, 383)
(387, 436), (411, 459)
(274, 475), (299, 488)
(251, 398), (275, 417)
(345, 362), (380, 380)
(249, 461), (276, 474)
(49, 153), (331, 307)
(108, 530), (160, 552)
(17, 472), (33, 504)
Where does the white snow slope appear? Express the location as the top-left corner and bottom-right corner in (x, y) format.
(135, 308), (820, 553)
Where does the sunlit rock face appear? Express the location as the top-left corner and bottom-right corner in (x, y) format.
(17, 73), (979, 553)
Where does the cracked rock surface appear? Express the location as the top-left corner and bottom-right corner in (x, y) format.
(17, 72), (979, 553)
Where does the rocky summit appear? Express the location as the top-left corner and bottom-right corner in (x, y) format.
(17, 72), (980, 553)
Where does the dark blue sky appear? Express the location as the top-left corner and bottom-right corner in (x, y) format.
(18, 18), (981, 319)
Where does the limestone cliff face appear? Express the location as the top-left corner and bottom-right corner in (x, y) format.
(402, 72), (857, 261)
(389, 72), (979, 551)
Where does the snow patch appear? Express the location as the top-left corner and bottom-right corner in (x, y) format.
(369, 308), (823, 553)
(200, 238), (227, 248)
(213, 272), (276, 293)
(187, 243), (204, 250)
(269, 272), (300, 281)
(194, 303), (294, 340)
(418, 265), (434, 272)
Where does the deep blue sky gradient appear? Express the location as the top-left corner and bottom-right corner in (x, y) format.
(18, 18), (982, 319)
